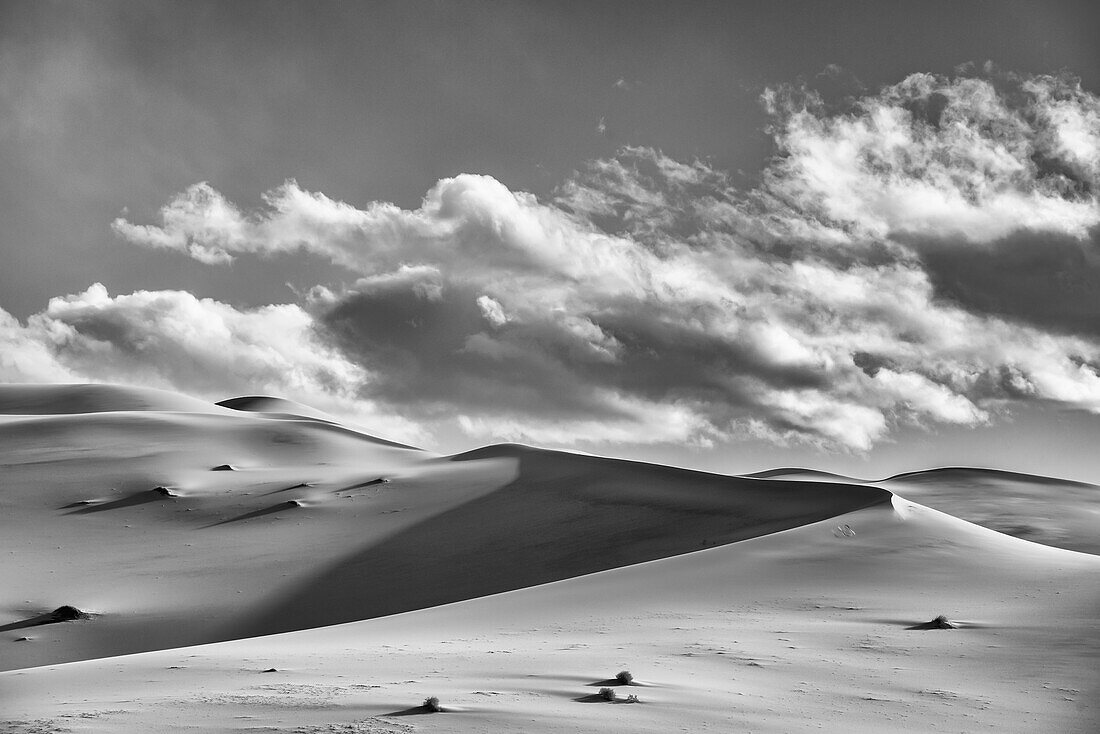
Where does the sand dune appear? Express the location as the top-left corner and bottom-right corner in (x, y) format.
(1, 384), (1097, 732)
(2, 495), (1097, 733)
(0, 384), (885, 672)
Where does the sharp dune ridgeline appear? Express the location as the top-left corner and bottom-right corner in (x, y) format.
(1, 384), (1098, 733)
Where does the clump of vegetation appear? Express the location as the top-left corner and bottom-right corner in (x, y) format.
(49, 605), (87, 622)
(908, 614), (959, 630)
(624, 694), (640, 703)
(615, 670), (634, 685)
(599, 687), (617, 702)
(423, 696), (442, 712)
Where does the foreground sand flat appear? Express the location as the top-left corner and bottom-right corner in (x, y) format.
(1, 385), (1098, 732)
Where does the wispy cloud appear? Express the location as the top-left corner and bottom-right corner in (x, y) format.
(93, 71), (1100, 450)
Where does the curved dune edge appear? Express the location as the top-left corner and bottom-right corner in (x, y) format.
(2, 496), (1097, 733)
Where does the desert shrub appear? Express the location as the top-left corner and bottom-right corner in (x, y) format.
(625, 694), (640, 703)
(599, 687), (617, 702)
(423, 696), (442, 712)
(615, 670), (634, 685)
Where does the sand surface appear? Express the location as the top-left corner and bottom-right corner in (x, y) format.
(1, 384), (1098, 732)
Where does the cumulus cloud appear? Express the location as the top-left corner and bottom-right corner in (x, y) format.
(0, 309), (79, 383)
(0, 284), (424, 441)
(100, 69), (1100, 451)
(761, 72), (1100, 243)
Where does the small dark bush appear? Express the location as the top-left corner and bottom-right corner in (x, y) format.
(423, 696), (442, 712)
(615, 670), (633, 685)
(50, 605), (86, 622)
(599, 687), (617, 702)
(908, 614), (959, 630)
(625, 694), (640, 703)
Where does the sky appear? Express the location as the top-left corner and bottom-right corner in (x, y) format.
(3, 0), (1100, 480)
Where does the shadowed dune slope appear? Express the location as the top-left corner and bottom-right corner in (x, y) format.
(234, 444), (891, 638)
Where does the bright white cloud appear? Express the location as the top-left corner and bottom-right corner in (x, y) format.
(763, 73), (1100, 243)
(0, 308), (78, 382)
(476, 295), (509, 327)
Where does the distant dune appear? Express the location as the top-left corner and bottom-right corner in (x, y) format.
(0, 383), (228, 415)
(880, 466), (1100, 555)
(215, 394), (422, 449)
(742, 462), (1100, 556)
(1, 384), (1098, 733)
(741, 466), (864, 482)
(884, 466), (1097, 487)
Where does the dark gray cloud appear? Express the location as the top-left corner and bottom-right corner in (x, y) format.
(920, 227), (1100, 337)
